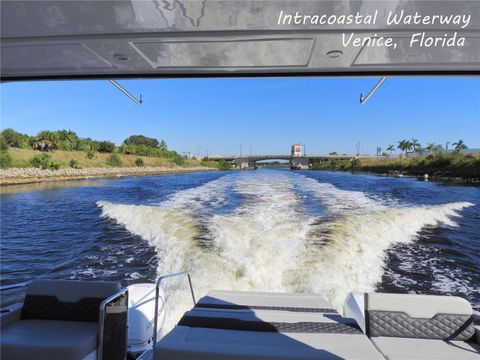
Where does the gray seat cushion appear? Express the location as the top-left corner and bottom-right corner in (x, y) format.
(371, 337), (480, 360)
(155, 325), (384, 360)
(1, 319), (98, 360)
(366, 293), (475, 340)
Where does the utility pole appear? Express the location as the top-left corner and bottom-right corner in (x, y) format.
(355, 141), (360, 156)
(249, 146), (252, 156)
(303, 143), (307, 156)
(240, 144), (243, 157)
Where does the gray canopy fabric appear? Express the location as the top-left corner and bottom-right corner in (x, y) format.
(1, 1), (479, 81)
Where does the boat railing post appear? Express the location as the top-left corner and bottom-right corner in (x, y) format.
(153, 271), (196, 345)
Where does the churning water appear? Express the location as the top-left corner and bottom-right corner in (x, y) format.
(1, 169), (479, 328)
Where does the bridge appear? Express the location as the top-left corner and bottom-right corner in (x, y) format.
(209, 154), (356, 170)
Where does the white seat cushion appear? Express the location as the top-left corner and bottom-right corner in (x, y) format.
(371, 337), (480, 360)
(1, 319), (98, 360)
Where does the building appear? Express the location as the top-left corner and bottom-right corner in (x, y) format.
(291, 144), (302, 157)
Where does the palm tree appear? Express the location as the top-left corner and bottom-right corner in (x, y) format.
(405, 140), (413, 156)
(386, 144), (395, 156)
(411, 138), (421, 154)
(453, 139), (467, 152)
(397, 140), (409, 157)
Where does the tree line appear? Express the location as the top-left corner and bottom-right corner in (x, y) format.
(378, 138), (468, 157)
(0, 129), (186, 168)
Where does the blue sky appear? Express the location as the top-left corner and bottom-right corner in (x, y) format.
(1, 77), (479, 156)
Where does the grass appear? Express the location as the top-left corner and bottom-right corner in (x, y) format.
(311, 153), (480, 179)
(4, 148), (213, 169)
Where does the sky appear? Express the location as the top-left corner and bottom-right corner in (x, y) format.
(1, 77), (479, 156)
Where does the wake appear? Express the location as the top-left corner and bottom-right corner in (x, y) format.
(97, 171), (473, 329)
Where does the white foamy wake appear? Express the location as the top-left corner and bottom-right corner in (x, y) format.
(97, 171), (473, 329)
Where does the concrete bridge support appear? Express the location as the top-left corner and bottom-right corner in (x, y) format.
(234, 159), (257, 170)
(291, 157), (310, 170)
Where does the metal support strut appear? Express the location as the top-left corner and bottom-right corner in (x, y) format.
(109, 80), (144, 105)
(153, 271), (196, 345)
(360, 77), (387, 104)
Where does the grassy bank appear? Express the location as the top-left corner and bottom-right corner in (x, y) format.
(311, 153), (480, 181)
(1, 148), (226, 170)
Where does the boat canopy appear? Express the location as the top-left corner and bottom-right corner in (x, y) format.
(1, 0), (479, 81)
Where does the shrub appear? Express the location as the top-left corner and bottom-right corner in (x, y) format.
(98, 141), (116, 153)
(351, 158), (361, 169)
(48, 160), (61, 170)
(30, 153), (62, 170)
(85, 149), (95, 159)
(30, 153), (52, 169)
(0, 149), (12, 168)
(134, 158), (144, 167)
(106, 153), (122, 167)
(172, 154), (185, 166)
(217, 161), (231, 170)
(69, 159), (81, 169)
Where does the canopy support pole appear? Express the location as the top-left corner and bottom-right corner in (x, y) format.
(109, 80), (144, 104)
(360, 77), (387, 104)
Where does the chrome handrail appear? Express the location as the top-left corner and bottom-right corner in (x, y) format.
(153, 271), (196, 344)
(98, 288), (129, 360)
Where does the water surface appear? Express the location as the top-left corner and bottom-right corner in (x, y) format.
(1, 169), (479, 326)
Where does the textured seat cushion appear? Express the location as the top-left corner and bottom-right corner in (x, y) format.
(0, 319), (98, 360)
(371, 336), (480, 360)
(366, 293), (475, 340)
(21, 279), (121, 322)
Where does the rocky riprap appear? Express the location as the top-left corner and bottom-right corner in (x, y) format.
(0, 166), (215, 185)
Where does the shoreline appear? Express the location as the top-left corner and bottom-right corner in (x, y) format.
(314, 168), (480, 185)
(0, 166), (217, 186)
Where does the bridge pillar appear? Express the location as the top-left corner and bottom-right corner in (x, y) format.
(234, 159), (257, 170)
(291, 157), (310, 170)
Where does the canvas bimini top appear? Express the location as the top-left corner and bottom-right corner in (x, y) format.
(1, 0), (479, 81)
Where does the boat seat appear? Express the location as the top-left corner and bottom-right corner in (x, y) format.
(370, 337), (480, 360)
(0, 279), (125, 360)
(154, 290), (384, 360)
(195, 290), (338, 313)
(1, 319), (98, 360)
(345, 292), (480, 359)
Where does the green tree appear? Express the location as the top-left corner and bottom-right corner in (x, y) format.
(386, 145), (395, 156)
(0, 137), (12, 168)
(1, 128), (31, 148)
(397, 140), (409, 156)
(98, 141), (116, 153)
(123, 135), (159, 148)
(453, 139), (467, 152)
(411, 138), (421, 154)
(159, 140), (168, 151)
(55, 130), (79, 150)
